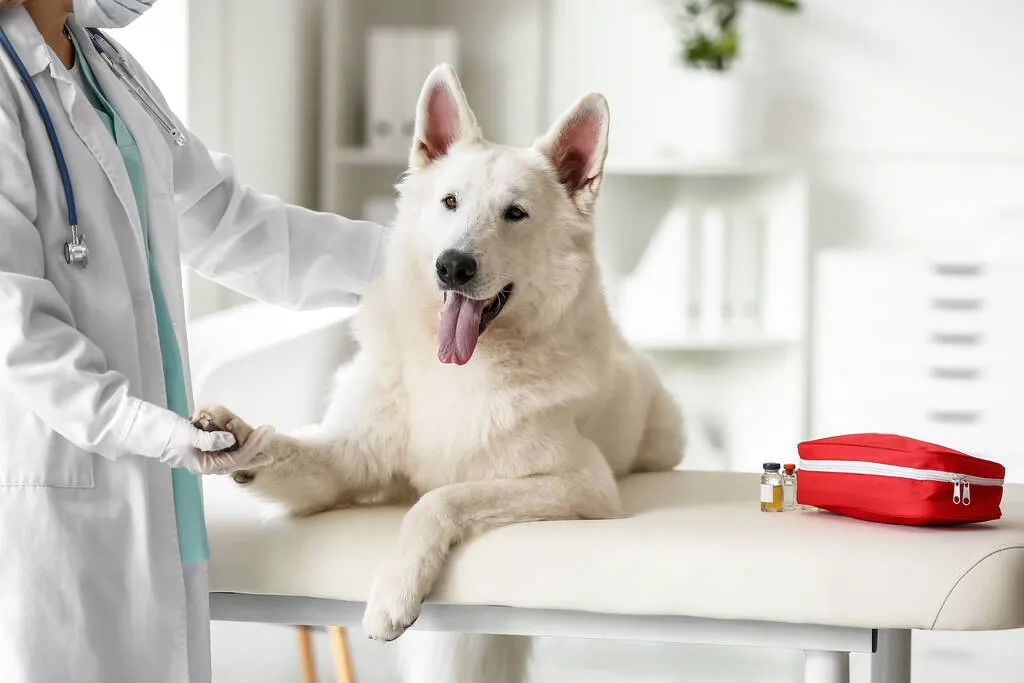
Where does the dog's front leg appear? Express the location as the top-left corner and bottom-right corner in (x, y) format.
(362, 439), (622, 641)
(193, 404), (401, 515)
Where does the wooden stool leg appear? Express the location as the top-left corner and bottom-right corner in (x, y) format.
(327, 626), (356, 683)
(296, 625), (317, 683)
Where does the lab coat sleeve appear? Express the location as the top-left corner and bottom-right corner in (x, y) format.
(0, 96), (179, 461)
(111, 37), (389, 310)
(172, 140), (389, 310)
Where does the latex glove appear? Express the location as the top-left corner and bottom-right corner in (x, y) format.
(159, 416), (273, 475)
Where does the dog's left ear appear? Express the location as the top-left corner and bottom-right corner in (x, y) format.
(410, 64), (481, 169)
(536, 93), (610, 207)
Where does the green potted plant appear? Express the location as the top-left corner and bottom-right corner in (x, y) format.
(665, 0), (800, 160)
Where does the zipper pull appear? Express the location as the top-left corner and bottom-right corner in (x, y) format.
(963, 481), (971, 506)
(167, 128), (187, 147)
(953, 478), (962, 505)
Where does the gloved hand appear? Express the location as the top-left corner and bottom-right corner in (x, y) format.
(158, 415), (272, 475)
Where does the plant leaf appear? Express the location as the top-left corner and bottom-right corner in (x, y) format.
(752, 0), (801, 11)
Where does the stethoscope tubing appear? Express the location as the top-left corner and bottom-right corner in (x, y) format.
(0, 25), (79, 228)
(0, 25), (179, 268)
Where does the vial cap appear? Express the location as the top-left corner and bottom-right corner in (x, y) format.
(763, 462), (781, 471)
(783, 463), (796, 472)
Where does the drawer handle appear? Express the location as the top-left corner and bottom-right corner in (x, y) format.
(929, 367), (980, 380)
(928, 410), (981, 424)
(930, 332), (981, 346)
(931, 297), (983, 311)
(930, 263), (985, 277)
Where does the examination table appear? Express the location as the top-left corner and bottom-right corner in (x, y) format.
(191, 303), (1024, 683)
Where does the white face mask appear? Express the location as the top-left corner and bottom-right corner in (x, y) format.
(72, 0), (156, 28)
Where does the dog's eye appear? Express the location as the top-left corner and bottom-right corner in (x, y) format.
(442, 195), (458, 211)
(504, 205), (529, 222)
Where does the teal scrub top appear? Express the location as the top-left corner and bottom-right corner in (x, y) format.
(69, 32), (209, 565)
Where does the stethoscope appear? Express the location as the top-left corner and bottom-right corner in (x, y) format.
(0, 25), (187, 269)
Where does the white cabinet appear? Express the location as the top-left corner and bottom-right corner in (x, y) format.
(597, 170), (810, 474)
(813, 249), (1024, 481)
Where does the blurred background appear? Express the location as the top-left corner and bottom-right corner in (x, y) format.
(112, 0), (1024, 681)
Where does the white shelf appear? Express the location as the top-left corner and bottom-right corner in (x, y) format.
(331, 146), (795, 178)
(626, 334), (802, 352)
(332, 147), (408, 167)
(603, 155), (796, 177)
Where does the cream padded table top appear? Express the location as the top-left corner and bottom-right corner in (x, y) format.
(204, 471), (1024, 631)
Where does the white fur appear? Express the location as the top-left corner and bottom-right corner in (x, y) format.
(195, 64), (684, 682)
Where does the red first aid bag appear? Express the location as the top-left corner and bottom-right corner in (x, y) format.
(796, 433), (1005, 525)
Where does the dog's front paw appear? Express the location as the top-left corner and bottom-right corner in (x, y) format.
(193, 404), (254, 449)
(362, 573), (423, 642)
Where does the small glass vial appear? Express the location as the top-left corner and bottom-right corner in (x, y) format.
(760, 462), (783, 512)
(782, 463), (797, 511)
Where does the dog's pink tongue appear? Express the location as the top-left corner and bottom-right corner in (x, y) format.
(438, 293), (484, 365)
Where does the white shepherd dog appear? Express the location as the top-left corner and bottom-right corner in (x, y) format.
(196, 64), (684, 682)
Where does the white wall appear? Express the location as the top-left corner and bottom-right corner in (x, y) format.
(549, 0), (1024, 251)
(749, 0), (1024, 252)
(109, 0), (189, 124)
(184, 0), (323, 316)
(188, 0), (321, 206)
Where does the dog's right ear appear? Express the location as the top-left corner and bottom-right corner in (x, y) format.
(409, 64), (481, 169)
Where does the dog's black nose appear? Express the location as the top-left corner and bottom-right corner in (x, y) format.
(436, 250), (477, 287)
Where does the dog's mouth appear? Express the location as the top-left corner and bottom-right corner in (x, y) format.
(438, 283), (514, 365)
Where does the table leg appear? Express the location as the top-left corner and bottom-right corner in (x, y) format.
(296, 625), (317, 683)
(804, 650), (850, 683)
(328, 625), (356, 683)
(871, 629), (911, 683)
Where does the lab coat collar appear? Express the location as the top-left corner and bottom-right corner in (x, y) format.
(0, 5), (57, 78)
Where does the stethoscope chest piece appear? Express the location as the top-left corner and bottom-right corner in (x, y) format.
(64, 225), (89, 267)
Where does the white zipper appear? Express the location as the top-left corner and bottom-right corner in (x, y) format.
(798, 459), (1002, 507)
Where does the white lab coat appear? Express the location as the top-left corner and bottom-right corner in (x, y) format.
(0, 7), (386, 683)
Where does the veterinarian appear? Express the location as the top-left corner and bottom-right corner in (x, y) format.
(0, 1), (387, 681)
